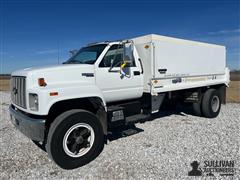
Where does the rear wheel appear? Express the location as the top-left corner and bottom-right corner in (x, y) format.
(202, 89), (221, 118)
(46, 109), (104, 169)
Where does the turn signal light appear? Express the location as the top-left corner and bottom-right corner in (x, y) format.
(50, 92), (58, 96)
(38, 78), (47, 87)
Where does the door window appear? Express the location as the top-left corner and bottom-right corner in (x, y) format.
(99, 45), (123, 67)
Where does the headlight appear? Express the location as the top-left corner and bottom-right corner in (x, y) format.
(29, 93), (39, 111)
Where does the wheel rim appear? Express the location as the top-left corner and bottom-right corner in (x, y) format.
(63, 123), (95, 158)
(211, 95), (220, 113)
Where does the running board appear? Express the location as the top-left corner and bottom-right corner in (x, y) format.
(125, 114), (151, 124)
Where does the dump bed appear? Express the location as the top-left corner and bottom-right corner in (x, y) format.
(132, 34), (229, 93)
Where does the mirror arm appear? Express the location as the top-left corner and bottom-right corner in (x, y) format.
(108, 69), (120, 73)
(108, 60), (122, 72)
(138, 58), (144, 74)
(108, 65), (120, 72)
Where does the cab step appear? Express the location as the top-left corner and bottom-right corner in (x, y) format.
(125, 114), (151, 124)
(121, 128), (139, 137)
(107, 125), (144, 141)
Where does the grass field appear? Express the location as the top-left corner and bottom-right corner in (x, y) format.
(226, 81), (240, 103)
(0, 77), (10, 91)
(1, 74), (239, 103)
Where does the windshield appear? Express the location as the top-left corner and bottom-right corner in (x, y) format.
(64, 44), (107, 64)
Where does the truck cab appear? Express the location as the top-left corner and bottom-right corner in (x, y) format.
(9, 40), (148, 169)
(9, 34), (229, 169)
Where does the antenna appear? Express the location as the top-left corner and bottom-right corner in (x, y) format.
(57, 40), (60, 64)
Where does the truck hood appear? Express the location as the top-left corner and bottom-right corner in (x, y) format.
(12, 64), (95, 88)
(12, 64), (94, 76)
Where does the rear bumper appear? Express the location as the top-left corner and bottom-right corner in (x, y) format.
(9, 105), (46, 142)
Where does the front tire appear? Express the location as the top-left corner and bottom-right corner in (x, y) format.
(202, 89), (221, 118)
(46, 109), (104, 169)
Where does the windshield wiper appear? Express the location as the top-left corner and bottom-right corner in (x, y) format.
(83, 59), (95, 64)
(63, 59), (96, 64)
(63, 60), (81, 64)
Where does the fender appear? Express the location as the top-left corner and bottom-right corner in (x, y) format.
(28, 84), (106, 115)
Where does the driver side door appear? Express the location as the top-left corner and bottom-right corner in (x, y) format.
(95, 44), (143, 103)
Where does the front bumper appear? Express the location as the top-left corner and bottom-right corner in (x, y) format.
(9, 105), (46, 142)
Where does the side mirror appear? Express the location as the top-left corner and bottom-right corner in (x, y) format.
(120, 42), (133, 77)
(123, 42), (134, 65)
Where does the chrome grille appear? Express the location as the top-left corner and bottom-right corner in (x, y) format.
(11, 76), (26, 109)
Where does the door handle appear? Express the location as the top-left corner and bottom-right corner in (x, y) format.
(82, 73), (94, 77)
(134, 71), (140, 76)
(158, 69), (167, 74)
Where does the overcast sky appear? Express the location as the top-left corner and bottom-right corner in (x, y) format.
(0, 0), (239, 73)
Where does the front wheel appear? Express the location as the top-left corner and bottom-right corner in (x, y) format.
(46, 109), (104, 169)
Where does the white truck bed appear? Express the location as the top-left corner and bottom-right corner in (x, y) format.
(132, 34), (229, 93)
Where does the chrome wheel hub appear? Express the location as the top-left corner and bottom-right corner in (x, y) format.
(63, 123), (95, 158)
(211, 95), (220, 113)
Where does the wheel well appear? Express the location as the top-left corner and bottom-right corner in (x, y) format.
(46, 97), (104, 128)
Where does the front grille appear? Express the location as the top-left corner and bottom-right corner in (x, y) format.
(11, 76), (27, 109)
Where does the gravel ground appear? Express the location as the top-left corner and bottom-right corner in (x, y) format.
(0, 91), (239, 179)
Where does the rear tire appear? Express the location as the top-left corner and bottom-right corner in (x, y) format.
(46, 109), (104, 169)
(201, 89), (221, 118)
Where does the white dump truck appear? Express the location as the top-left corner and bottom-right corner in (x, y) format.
(9, 34), (230, 169)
